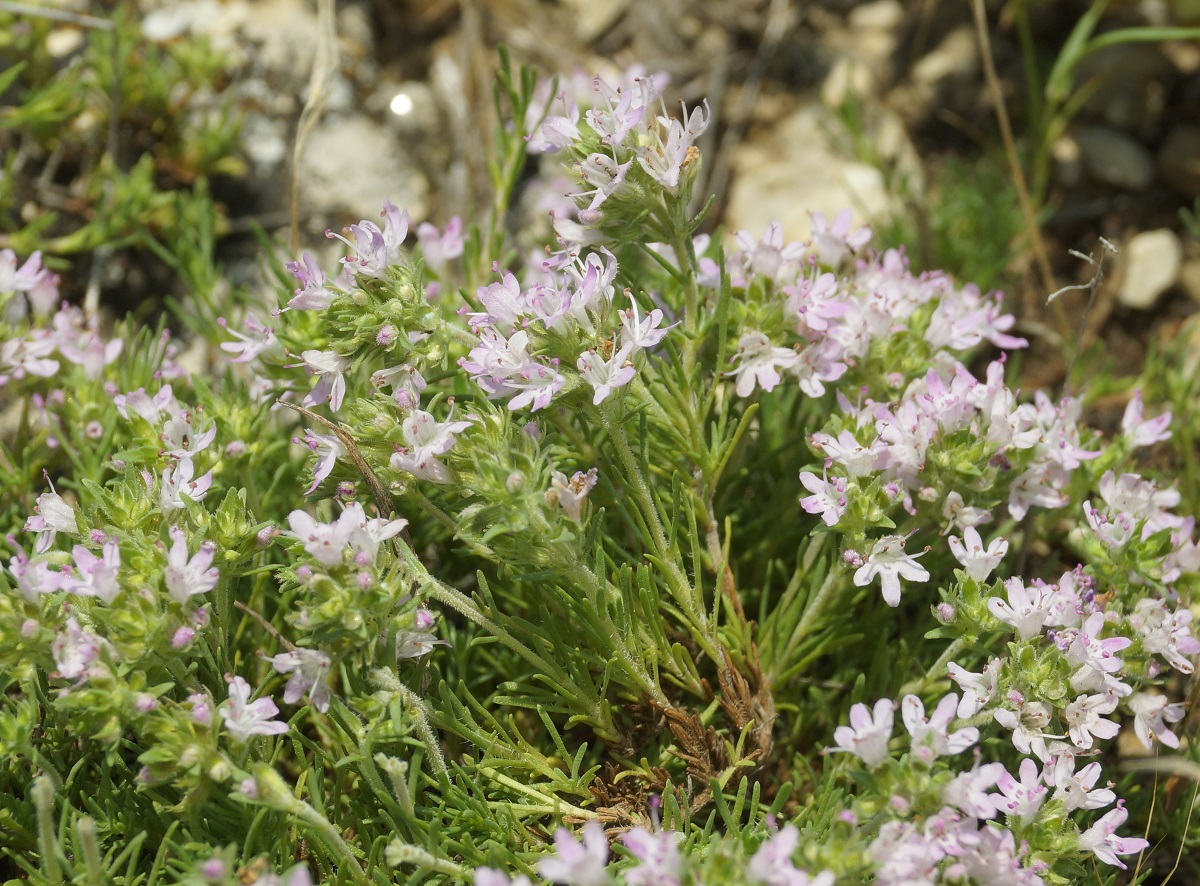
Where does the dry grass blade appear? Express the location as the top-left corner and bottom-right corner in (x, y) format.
(289, 0), (339, 254)
(969, 0), (1056, 297)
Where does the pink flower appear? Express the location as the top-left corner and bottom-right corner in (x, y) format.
(220, 313), (278, 363)
(285, 510), (355, 567)
(1078, 804), (1148, 870)
(218, 676), (289, 742)
(416, 216), (464, 269)
(798, 468), (848, 526)
(622, 827), (682, 886)
(830, 698), (894, 767)
(1121, 390), (1171, 448)
(52, 616), (108, 680)
(902, 693), (978, 763)
(294, 427), (346, 494)
(474, 869), (533, 886)
(538, 821), (608, 886)
(746, 824), (834, 886)
(63, 540), (122, 603)
(285, 253), (340, 311)
(809, 209), (870, 266)
(165, 530), (219, 604)
(989, 757), (1046, 824)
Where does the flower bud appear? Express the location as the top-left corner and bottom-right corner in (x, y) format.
(172, 626), (196, 648)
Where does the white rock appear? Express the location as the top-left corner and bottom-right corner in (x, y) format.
(848, 0), (904, 31)
(911, 26), (978, 86)
(1075, 125), (1155, 191)
(299, 116), (429, 225)
(727, 104), (892, 243)
(45, 28), (85, 57)
(1118, 229), (1182, 310)
(241, 113), (288, 172)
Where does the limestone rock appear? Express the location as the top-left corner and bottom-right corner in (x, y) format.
(299, 116), (429, 227)
(727, 104), (892, 243)
(1117, 229), (1182, 311)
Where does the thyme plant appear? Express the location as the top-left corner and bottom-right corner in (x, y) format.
(1, 57), (1196, 886)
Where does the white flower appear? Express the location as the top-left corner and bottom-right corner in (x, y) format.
(727, 331), (799, 397)
(1063, 692), (1119, 750)
(160, 412), (218, 459)
(987, 578), (1052, 642)
(295, 349), (349, 413)
(577, 345), (636, 405)
(159, 458), (214, 513)
(285, 510), (354, 567)
(947, 658), (1001, 718)
(993, 701), (1056, 761)
(164, 530), (219, 604)
(1046, 756), (1114, 813)
(619, 300), (673, 351)
(853, 536), (929, 607)
(551, 469), (598, 523)
(389, 409), (472, 484)
(948, 527), (1007, 583)
(799, 469), (848, 526)
(24, 487), (78, 553)
(265, 648), (332, 713)
(1126, 691), (1185, 750)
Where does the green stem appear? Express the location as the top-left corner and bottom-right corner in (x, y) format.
(900, 637), (968, 697)
(599, 404), (719, 662)
(33, 776), (62, 884)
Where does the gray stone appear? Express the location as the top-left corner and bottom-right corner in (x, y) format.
(1075, 124), (1156, 191)
(1157, 125), (1200, 198)
(1076, 44), (1172, 137)
(1117, 229), (1182, 310)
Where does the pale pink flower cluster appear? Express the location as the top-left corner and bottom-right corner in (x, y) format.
(459, 250), (670, 411)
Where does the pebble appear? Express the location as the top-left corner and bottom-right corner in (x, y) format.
(1117, 229), (1182, 311)
(1179, 260), (1200, 307)
(1075, 124), (1155, 191)
(1156, 125), (1200, 198)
